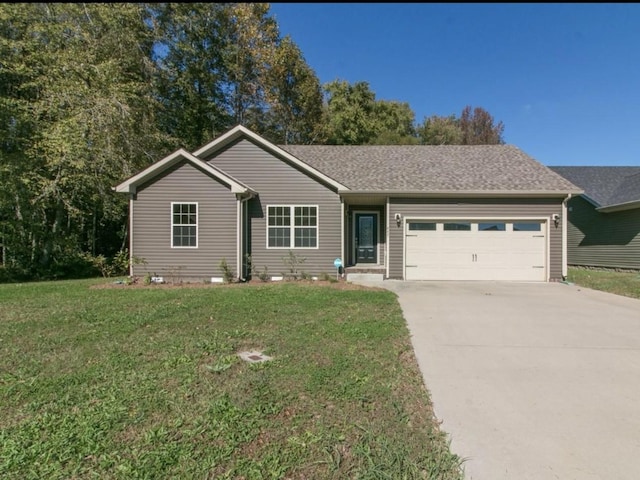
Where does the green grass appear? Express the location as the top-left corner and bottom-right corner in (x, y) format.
(0, 279), (463, 479)
(567, 266), (640, 300)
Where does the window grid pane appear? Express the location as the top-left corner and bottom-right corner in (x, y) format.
(269, 206), (317, 248)
(268, 227), (290, 247)
(268, 206), (290, 227)
(294, 227), (317, 247)
(173, 225), (196, 247)
(172, 203), (197, 247)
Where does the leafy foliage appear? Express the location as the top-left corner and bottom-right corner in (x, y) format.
(418, 115), (463, 145)
(418, 106), (504, 145)
(0, 3), (508, 280)
(459, 105), (505, 145)
(0, 3), (170, 277)
(324, 80), (378, 144)
(0, 3), (326, 279)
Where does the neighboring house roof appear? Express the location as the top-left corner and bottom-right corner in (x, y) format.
(114, 148), (255, 195)
(281, 144), (581, 195)
(549, 166), (640, 211)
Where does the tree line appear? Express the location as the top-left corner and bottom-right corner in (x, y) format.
(0, 3), (505, 280)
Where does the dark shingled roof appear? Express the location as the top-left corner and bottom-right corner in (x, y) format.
(549, 166), (640, 207)
(279, 144), (580, 193)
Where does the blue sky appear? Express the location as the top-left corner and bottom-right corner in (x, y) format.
(269, 3), (640, 166)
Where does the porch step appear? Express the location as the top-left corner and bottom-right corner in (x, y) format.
(346, 272), (384, 282)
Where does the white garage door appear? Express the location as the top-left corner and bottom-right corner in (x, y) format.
(405, 220), (547, 281)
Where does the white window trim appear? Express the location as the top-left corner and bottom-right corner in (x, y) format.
(266, 205), (319, 249)
(171, 202), (199, 249)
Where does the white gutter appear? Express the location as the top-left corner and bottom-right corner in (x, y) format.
(129, 195), (134, 277)
(237, 197), (241, 280)
(340, 200), (345, 276)
(562, 194), (571, 279)
(339, 189), (582, 197)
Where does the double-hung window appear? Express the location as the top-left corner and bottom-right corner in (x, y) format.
(267, 205), (318, 248)
(171, 202), (198, 248)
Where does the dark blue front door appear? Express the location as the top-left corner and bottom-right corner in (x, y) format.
(355, 213), (377, 263)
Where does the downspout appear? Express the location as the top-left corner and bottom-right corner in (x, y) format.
(237, 194), (253, 281)
(562, 194), (571, 280)
(385, 196), (390, 279)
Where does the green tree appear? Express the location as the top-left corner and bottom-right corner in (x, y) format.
(221, 3), (279, 129)
(417, 107), (505, 145)
(0, 3), (168, 275)
(153, 4), (324, 147)
(418, 115), (463, 145)
(324, 80), (377, 144)
(262, 35), (325, 144)
(324, 80), (419, 145)
(152, 3), (231, 151)
(369, 100), (418, 144)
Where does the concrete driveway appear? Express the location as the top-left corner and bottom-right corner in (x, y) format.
(361, 280), (640, 480)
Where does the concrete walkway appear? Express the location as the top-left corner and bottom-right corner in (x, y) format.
(354, 280), (640, 480)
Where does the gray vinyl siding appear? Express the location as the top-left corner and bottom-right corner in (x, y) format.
(132, 161), (237, 281)
(205, 139), (342, 277)
(388, 197), (565, 280)
(566, 196), (640, 269)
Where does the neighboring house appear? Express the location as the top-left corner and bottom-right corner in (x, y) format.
(549, 166), (640, 270)
(115, 125), (581, 282)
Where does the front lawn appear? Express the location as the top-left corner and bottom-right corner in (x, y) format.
(567, 266), (640, 300)
(0, 279), (463, 479)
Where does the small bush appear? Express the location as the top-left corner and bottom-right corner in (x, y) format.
(258, 266), (270, 282)
(282, 251), (306, 280)
(320, 272), (338, 283)
(219, 259), (235, 283)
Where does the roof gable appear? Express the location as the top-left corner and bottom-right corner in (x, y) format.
(193, 125), (349, 191)
(549, 166), (640, 209)
(282, 144), (581, 195)
(114, 148), (254, 195)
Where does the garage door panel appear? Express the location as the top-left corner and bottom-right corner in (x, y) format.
(405, 221), (547, 281)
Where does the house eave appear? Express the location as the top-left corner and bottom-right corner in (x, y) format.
(339, 189), (583, 199)
(193, 125), (349, 192)
(597, 199), (640, 213)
